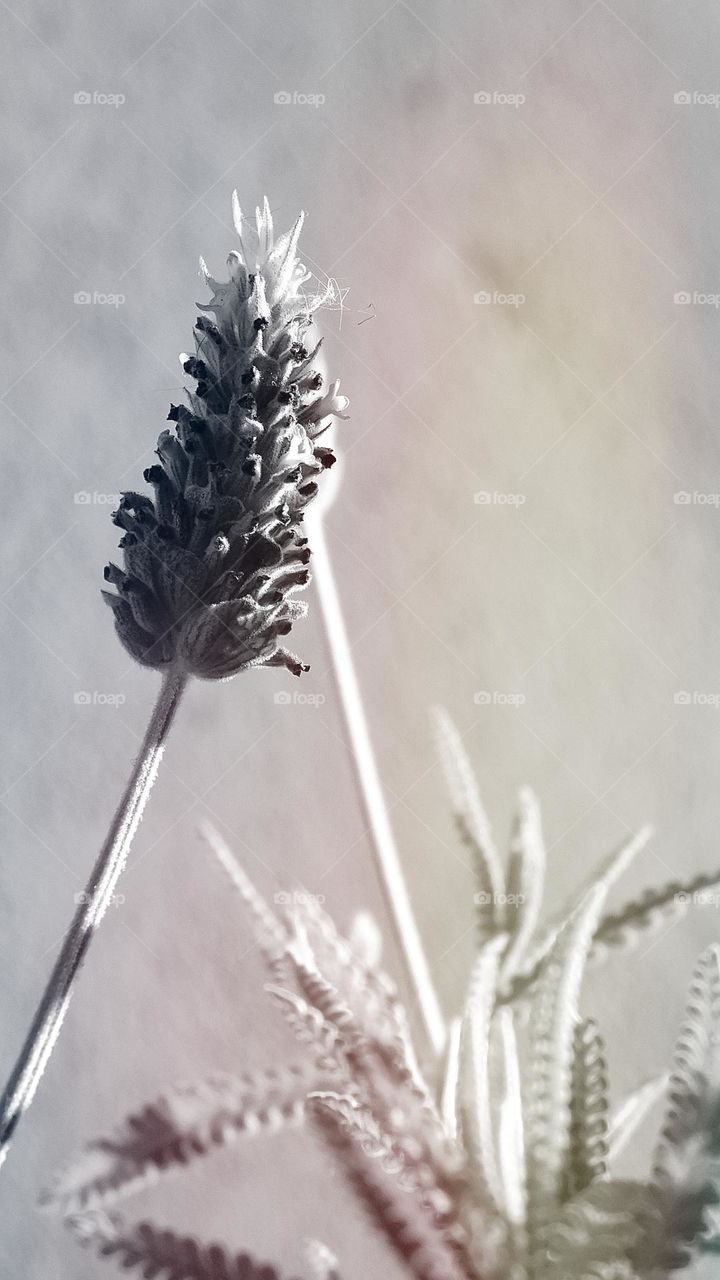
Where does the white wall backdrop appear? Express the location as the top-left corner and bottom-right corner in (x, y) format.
(1, 1), (719, 1275)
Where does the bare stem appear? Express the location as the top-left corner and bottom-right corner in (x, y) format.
(309, 519), (446, 1058)
(0, 666), (187, 1167)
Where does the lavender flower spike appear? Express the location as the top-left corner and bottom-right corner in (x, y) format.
(0, 198), (348, 1172)
(103, 194), (349, 679)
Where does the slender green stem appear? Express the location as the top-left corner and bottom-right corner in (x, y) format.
(0, 667), (187, 1167)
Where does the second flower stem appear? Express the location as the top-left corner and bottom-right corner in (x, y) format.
(0, 666), (187, 1168)
(310, 518), (446, 1059)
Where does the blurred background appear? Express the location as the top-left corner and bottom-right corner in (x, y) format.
(1, 0), (719, 1274)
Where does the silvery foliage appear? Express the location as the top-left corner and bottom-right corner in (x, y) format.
(44, 714), (720, 1279)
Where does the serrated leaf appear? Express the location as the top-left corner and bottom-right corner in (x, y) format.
(501, 787), (546, 985)
(310, 1093), (472, 1280)
(567, 1019), (609, 1197)
(67, 1209), (300, 1280)
(434, 709), (504, 941)
(290, 897), (434, 1110)
(496, 1006), (526, 1229)
(593, 868), (720, 958)
(41, 1067), (313, 1214)
(265, 985), (348, 1073)
(458, 934), (508, 1214)
(290, 894), (407, 1053)
(532, 1180), (650, 1280)
(655, 945), (720, 1180)
(502, 826), (652, 1005)
(525, 885), (608, 1239)
(310, 1091), (409, 1185)
(613, 947), (720, 1274)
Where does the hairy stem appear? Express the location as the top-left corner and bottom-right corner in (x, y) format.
(0, 667), (187, 1167)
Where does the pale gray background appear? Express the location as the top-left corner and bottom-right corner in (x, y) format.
(1, 1), (719, 1276)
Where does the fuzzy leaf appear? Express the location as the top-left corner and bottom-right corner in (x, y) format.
(567, 1019), (609, 1197)
(458, 934), (508, 1215)
(310, 1094), (472, 1280)
(593, 869), (720, 958)
(290, 896), (435, 1111)
(500, 787), (545, 984)
(265, 985), (349, 1074)
(525, 885), (607, 1239)
(310, 1091), (410, 1185)
(502, 826), (652, 1005)
(648, 944), (720, 1265)
(655, 945), (720, 1178)
(434, 709), (504, 940)
(288, 927), (357, 1036)
(67, 1209), (300, 1280)
(41, 1068), (313, 1213)
(533, 1180), (651, 1280)
(288, 894), (398, 1043)
(495, 1006), (526, 1229)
